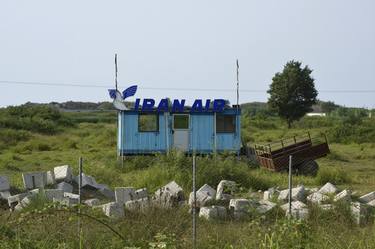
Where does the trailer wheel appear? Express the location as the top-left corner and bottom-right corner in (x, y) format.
(297, 160), (319, 176)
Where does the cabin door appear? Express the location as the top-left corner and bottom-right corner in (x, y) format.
(172, 114), (189, 151)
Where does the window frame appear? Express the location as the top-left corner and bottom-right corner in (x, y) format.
(172, 114), (190, 130)
(216, 114), (236, 133)
(138, 113), (159, 132)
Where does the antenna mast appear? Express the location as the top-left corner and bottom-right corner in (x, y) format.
(115, 54), (118, 91)
(236, 59), (239, 108)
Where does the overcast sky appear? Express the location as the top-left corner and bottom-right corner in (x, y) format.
(1, 0), (374, 108)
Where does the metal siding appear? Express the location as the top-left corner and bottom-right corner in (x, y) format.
(216, 112), (241, 152)
(190, 114), (214, 152)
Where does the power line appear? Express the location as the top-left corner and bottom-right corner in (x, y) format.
(0, 80), (375, 93)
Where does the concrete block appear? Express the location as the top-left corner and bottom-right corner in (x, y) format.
(29, 189), (40, 196)
(102, 202), (125, 218)
(199, 206), (227, 220)
(367, 199), (375, 207)
(256, 200), (277, 214)
(319, 204), (333, 210)
(307, 192), (329, 204)
(229, 199), (251, 212)
(154, 181), (184, 207)
(115, 187), (136, 204)
(351, 202), (369, 225)
(74, 173), (99, 189)
(334, 189), (352, 202)
(263, 187), (278, 201)
(8, 193), (29, 208)
(54, 196), (79, 206)
(20, 196), (32, 207)
(22, 172), (47, 189)
(216, 180), (236, 201)
(14, 203), (24, 212)
(134, 188), (148, 199)
(98, 185), (115, 200)
(0, 191), (11, 200)
(64, 192), (79, 200)
(281, 200), (307, 211)
(46, 170), (55, 185)
(57, 182), (73, 193)
(318, 182), (338, 195)
(0, 176), (10, 191)
(278, 185), (305, 202)
(54, 165), (73, 182)
(286, 208), (309, 220)
(44, 189), (64, 201)
(84, 198), (100, 207)
(188, 184), (216, 208)
(358, 191), (375, 204)
(125, 197), (150, 211)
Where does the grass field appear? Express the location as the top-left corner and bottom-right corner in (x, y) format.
(1, 105), (375, 248)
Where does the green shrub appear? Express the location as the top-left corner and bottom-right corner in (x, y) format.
(315, 167), (351, 185)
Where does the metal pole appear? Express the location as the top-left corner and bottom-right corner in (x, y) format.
(78, 157), (83, 243)
(288, 155), (292, 218)
(192, 154), (197, 249)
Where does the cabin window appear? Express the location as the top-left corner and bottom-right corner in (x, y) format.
(173, 114), (189, 129)
(216, 115), (236, 133)
(138, 114), (159, 132)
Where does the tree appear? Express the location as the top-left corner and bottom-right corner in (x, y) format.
(320, 101), (339, 114)
(267, 61), (318, 128)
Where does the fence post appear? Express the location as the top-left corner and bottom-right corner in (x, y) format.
(78, 157), (83, 244)
(288, 155), (292, 218)
(192, 154), (197, 249)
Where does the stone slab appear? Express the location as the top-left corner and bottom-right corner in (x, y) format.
(0, 176), (10, 191)
(115, 187), (136, 204)
(334, 189), (352, 202)
(358, 191), (375, 204)
(22, 172), (47, 189)
(54, 165), (73, 182)
(199, 206), (227, 220)
(318, 182), (338, 195)
(216, 180), (236, 201)
(102, 202), (125, 218)
(57, 182), (73, 193)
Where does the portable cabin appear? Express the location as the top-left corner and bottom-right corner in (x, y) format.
(117, 106), (241, 155)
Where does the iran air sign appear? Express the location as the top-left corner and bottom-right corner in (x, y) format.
(108, 85), (226, 112)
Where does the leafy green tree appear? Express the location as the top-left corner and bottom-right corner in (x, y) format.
(320, 101), (339, 114)
(268, 61), (318, 128)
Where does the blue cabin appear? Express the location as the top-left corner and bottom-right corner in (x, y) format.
(117, 106), (241, 155)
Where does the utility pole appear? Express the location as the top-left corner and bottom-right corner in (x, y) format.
(288, 155), (292, 218)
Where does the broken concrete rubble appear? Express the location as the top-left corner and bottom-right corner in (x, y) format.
(135, 188), (148, 199)
(8, 193), (29, 208)
(154, 181), (184, 207)
(74, 173), (99, 189)
(216, 180), (236, 201)
(318, 182), (338, 195)
(0, 191), (11, 200)
(351, 202), (369, 225)
(84, 198), (100, 207)
(98, 185), (115, 200)
(358, 191), (375, 204)
(54, 196), (79, 206)
(256, 200), (277, 214)
(199, 206), (227, 220)
(44, 189), (64, 201)
(115, 187), (136, 204)
(263, 187), (278, 201)
(0, 176), (10, 191)
(57, 182), (73, 193)
(102, 202), (125, 218)
(286, 207), (309, 220)
(188, 184), (216, 208)
(125, 197), (150, 211)
(54, 165), (73, 182)
(278, 185), (305, 202)
(307, 192), (329, 204)
(22, 172), (47, 189)
(334, 189), (352, 203)
(281, 200), (307, 211)
(46, 171), (55, 185)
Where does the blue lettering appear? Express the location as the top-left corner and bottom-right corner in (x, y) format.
(213, 99), (225, 112)
(191, 99), (203, 112)
(204, 99), (211, 111)
(172, 99), (185, 112)
(142, 98), (155, 111)
(157, 98), (169, 112)
(134, 98), (141, 110)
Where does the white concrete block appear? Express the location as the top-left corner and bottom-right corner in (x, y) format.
(367, 199), (375, 207)
(20, 196), (32, 207)
(286, 208), (309, 220)
(198, 184), (216, 198)
(307, 192), (329, 204)
(358, 191), (375, 204)
(188, 184), (216, 208)
(154, 181), (184, 207)
(0, 176), (10, 191)
(278, 186), (305, 202)
(44, 189), (64, 201)
(22, 172), (47, 189)
(125, 197), (150, 211)
(135, 188), (148, 199)
(318, 182), (338, 195)
(29, 189), (40, 196)
(54, 196), (79, 206)
(102, 202), (125, 218)
(8, 193), (29, 207)
(74, 173), (99, 189)
(281, 200), (307, 211)
(84, 198), (100, 207)
(54, 165), (73, 182)
(216, 180), (236, 201)
(0, 191), (11, 200)
(256, 200), (277, 214)
(351, 202), (369, 225)
(199, 206), (227, 220)
(229, 199), (251, 212)
(64, 192), (79, 200)
(57, 182), (73, 193)
(46, 170), (55, 185)
(334, 189), (352, 202)
(115, 187), (136, 204)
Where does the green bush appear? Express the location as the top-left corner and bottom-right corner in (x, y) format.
(315, 167), (351, 185)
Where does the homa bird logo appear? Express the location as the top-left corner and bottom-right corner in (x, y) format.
(108, 85), (226, 112)
(108, 85), (138, 110)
